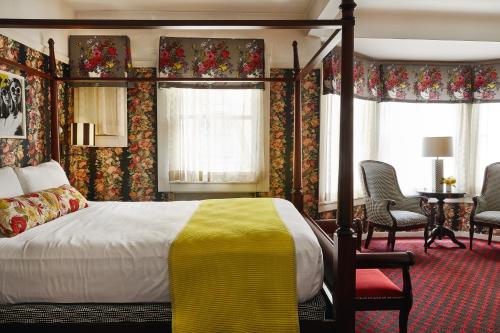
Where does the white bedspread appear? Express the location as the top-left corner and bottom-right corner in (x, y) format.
(0, 199), (323, 304)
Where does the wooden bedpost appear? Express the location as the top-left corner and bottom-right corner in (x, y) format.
(48, 38), (60, 163)
(291, 41), (304, 212)
(334, 0), (357, 332)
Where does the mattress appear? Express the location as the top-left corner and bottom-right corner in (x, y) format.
(0, 198), (323, 304)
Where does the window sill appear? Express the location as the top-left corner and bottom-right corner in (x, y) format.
(318, 198), (366, 213)
(159, 181), (268, 193)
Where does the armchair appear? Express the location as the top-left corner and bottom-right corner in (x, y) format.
(470, 162), (500, 249)
(360, 160), (433, 251)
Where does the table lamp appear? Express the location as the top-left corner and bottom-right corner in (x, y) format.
(422, 136), (453, 192)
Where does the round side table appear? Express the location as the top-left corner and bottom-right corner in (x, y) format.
(417, 191), (466, 249)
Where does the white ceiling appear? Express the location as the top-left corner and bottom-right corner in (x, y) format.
(356, 39), (500, 62)
(356, 0), (500, 15)
(62, 0), (317, 16)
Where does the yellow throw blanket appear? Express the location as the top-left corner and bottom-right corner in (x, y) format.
(169, 198), (299, 333)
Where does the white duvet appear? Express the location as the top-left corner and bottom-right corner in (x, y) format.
(0, 198), (323, 304)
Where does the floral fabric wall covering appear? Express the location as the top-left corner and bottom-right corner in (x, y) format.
(268, 68), (321, 217)
(69, 36), (132, 84)
(158, 37), (264, 89)
(0, 34), (55, 168)
(66, 68), (165, 201)
(323, 47), (500, 103)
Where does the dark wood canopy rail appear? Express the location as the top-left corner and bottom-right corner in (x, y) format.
(0, 1), (358, 331)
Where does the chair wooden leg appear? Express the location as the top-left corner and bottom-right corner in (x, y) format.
(488, 226), (493, 245)
(469, 222), (474, 250)
(390, 230), (396, 252)
(365, 222), (374, 249)
(424, 223), (429, 253)
(399, 307), (410, 333)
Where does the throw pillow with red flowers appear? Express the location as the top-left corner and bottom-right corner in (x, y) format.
(473, 65), (499, 100)
(0, 185), (88, 237)
(413, 66), (443, 100)
(159, 39), (188, 78)
(447, 66), (473, 101)
(77, 37), (121, 78)
(192, 40), (233, 78)
(238, 40), (264, 78)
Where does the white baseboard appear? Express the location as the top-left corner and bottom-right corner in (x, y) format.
(363, 230), (499, 242)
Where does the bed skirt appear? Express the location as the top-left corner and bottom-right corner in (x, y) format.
(0, 291), (331, 324)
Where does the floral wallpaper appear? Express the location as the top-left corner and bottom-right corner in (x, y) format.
(0, 34), (53, 168)
(158, 37), (264, 89)
(324, 47), (500, 103)
(65, 68), (165, 201)
(267, 68), (321, 217)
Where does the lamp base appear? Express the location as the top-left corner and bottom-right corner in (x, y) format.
(432, 159), (443, 192)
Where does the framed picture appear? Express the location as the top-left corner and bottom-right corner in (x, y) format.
(0, 70), (26, 139)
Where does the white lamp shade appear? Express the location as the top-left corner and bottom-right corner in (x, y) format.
(71, 123), (95, 146)
(422, 136), (453, 157)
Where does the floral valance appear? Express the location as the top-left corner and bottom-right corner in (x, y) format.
(323, 48), (381, 100)
(323, 47), (500, 103)
(69, 36), (131, 85)
(158, 37), (264, 89)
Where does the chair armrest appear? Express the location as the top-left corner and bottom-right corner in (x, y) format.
(365, 198), (396, 226)
(472, 196), (488, 216)
(355, 251), (415, 269)
(401, 195), (430, 215)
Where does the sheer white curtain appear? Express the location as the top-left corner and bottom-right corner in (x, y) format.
(161, 88), (264, 183)
(378, 102), (468, 194)
(319, 94), (378, 207)
(472, 103), (500, 193)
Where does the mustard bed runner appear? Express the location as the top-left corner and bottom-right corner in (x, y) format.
(169, 198), (299, 333)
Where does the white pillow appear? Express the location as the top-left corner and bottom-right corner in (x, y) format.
(0, 166), (24, 199)
(15, 160), (70, 194)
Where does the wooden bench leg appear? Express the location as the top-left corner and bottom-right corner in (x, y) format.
(399, 307), (410, 333)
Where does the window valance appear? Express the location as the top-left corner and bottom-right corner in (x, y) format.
(69, 35), (132, 87)
(158, 37), (265, 89)
(323, 47), (500, 103)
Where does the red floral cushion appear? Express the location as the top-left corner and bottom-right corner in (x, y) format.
(0, 185), (88, 237)
(356, 269), (403, 298)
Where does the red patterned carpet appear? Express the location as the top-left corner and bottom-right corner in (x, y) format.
(355, 238), (500, 333)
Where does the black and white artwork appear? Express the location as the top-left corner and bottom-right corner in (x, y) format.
(0, 70), (26, 139)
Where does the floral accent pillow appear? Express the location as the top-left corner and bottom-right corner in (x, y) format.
(0, 185), (88, 237)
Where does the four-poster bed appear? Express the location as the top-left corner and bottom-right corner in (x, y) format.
(0, 1), (416, 332)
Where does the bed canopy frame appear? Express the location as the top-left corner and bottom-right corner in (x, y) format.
(0, 1), (359, 331)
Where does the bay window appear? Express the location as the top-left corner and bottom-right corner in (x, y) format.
(319, 96), (500, 210)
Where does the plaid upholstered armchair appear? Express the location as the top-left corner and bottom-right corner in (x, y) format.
(470, 162), (500, 249)
(360, 160), (432, 251)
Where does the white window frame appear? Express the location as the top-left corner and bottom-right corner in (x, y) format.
(157, 85), (270, 193)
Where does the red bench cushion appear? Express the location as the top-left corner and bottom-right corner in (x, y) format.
(356, 269), (403, 298)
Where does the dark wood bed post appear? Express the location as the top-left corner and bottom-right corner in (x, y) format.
(292, 41), (304, 211)
(48, 38), (60, 163)
(334, 0), (357, 332)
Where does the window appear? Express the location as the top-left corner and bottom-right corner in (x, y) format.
(320, 98), (500, 209)
(378, 102), (465, 194)
(73, 87), (128, 147)
(319, 94), (378, 210)
(157, 88), (267, 192)
(472, 103), (500, 193)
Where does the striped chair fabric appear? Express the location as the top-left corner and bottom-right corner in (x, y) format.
(361, 160), (428, 228)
